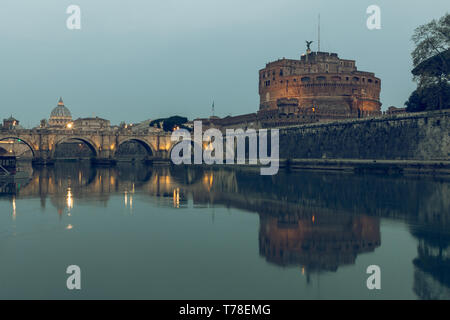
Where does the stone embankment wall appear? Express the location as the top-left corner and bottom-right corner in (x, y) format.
(279, 110), (450, 161)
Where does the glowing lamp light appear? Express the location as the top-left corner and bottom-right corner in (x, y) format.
(66, 122), (73, 129)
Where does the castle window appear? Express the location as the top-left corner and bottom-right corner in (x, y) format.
(368, 79), (373, 83)
(301, 77), (310, 82)
(346, 77), (349, 81)
(279, 69), (283, 76)
(352, 77), (360, 82)
(316, 76), (326, 81)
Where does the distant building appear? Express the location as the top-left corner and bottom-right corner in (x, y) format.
(73, 117), (110, 131)
(48, 97), (72, 128)
(194, 113), (258, 130)
(40, 119), (48, 128)
(2, 116), (20, 130)
(194, 98), (319, 130)
(386, 106), (407, 115)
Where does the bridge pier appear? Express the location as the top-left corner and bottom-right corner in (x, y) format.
(32, 150), (55, 166)
(91, 149), (117, 166)
(148, 150), (172, 166)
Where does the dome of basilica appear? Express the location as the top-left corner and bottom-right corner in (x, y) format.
(51, 105), (71, 118)
(49, 97), (72, 127)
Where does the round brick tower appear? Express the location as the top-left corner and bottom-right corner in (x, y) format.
(259, 52), (382, 120)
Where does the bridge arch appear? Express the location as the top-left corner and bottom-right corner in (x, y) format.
(114, 138), (156, 158)
(0, 136), (36, 157)
(52, 137), (99, 158)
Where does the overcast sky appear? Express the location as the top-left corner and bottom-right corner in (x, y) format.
(0, 0), (448, 127)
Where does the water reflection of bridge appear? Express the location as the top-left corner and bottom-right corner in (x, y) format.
(3, 163), (450, 298)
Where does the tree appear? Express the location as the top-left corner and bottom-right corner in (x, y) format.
(149, 116), (189, 132)
(408, 13), (450, 111)
(405, 82), (450, 112)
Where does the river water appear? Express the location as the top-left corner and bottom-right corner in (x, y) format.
(0, 162), (449, 300)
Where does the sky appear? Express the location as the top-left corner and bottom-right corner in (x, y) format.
(0, 0), (448, 127)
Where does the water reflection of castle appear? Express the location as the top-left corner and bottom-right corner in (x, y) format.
(259, 213), (380, 273)
(3, 163), (450, 297)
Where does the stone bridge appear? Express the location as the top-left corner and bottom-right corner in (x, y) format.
(0, 128), (175, 165)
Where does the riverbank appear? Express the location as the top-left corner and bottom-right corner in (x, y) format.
(178, 158), (450, 177)
(18, 157), (450, 176)
(284, 159), (450, 176)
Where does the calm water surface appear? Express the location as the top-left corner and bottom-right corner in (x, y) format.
(0, 162), (449, 300)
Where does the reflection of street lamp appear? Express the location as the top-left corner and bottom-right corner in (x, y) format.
(312, 103), (318, 121)
(67, 187), (73, 210)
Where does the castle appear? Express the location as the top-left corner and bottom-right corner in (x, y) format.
(199, 45), (382, 129)
(259, 51), (382, 118)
